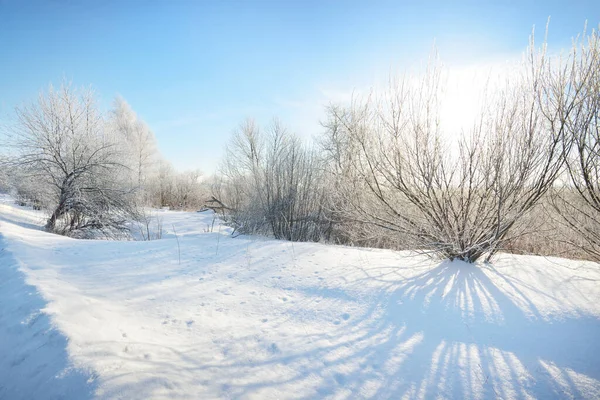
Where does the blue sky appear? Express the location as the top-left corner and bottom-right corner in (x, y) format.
(1, 0), (598, 173)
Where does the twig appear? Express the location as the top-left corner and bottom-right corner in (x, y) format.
(172, 224), (181, 265)
(216, 223), (221, 256)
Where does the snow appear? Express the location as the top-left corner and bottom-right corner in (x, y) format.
(1, 194), (600, 399)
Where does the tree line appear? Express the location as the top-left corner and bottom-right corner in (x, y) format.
(0, 86), (207, 239)
(211, 26), (600, 263)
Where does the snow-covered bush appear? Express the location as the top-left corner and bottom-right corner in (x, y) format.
(320, 41), (573, 263)
(215, 119), (330, 241)
(147, 159), (206, 210)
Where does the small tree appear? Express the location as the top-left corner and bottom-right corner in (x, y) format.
(216, 118), (328, 241)
(550, 26), (600, 260)
(5, 84), (137, 238)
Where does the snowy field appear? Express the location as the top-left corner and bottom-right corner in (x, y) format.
(1, 195), (600, 399)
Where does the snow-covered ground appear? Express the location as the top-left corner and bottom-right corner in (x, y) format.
(1, 195), (600, 399)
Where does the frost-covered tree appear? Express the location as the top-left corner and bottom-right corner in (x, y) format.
(152, 159), (176, 207)
(216, 118), (328, 241)
(145, 158), (206, 210)
(5, 84), (137, 238)
(550, 26), (600, 260)
(111, 96), (159, 198)
(321, 39), (573, 263)
(174, 169), (205, 210)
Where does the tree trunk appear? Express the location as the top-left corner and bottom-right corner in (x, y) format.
(45, 208), (61, 232)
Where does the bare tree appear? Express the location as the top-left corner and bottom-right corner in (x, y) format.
(549, 26), (600, 260)
(216, 119), (269, 233)
(215, 118), (328, 241)
(321, 39), (571, 262)
(4, 84), (137, 238)
(173, 169), (205, 210)
(151, 159), (176, 208)
(111, 96), (159, 200)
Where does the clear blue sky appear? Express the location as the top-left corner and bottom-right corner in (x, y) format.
(1, 0), (598, 173)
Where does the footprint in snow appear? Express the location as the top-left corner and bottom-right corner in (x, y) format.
(186, 320), (194, 327)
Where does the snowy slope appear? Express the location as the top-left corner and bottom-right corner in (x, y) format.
(1, 196), (600, 399)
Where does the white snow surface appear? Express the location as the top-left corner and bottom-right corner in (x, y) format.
(1, 194), (600, 399)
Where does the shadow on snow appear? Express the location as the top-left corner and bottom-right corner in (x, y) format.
(0, 233), (96, 400)
(96, 256), (600, 399)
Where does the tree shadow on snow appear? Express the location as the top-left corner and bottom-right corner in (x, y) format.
(324, 260), (600, 399)
(84, 254), (600, 399)
(0, 234), (96, 400)
(216, 259), (600, 399)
